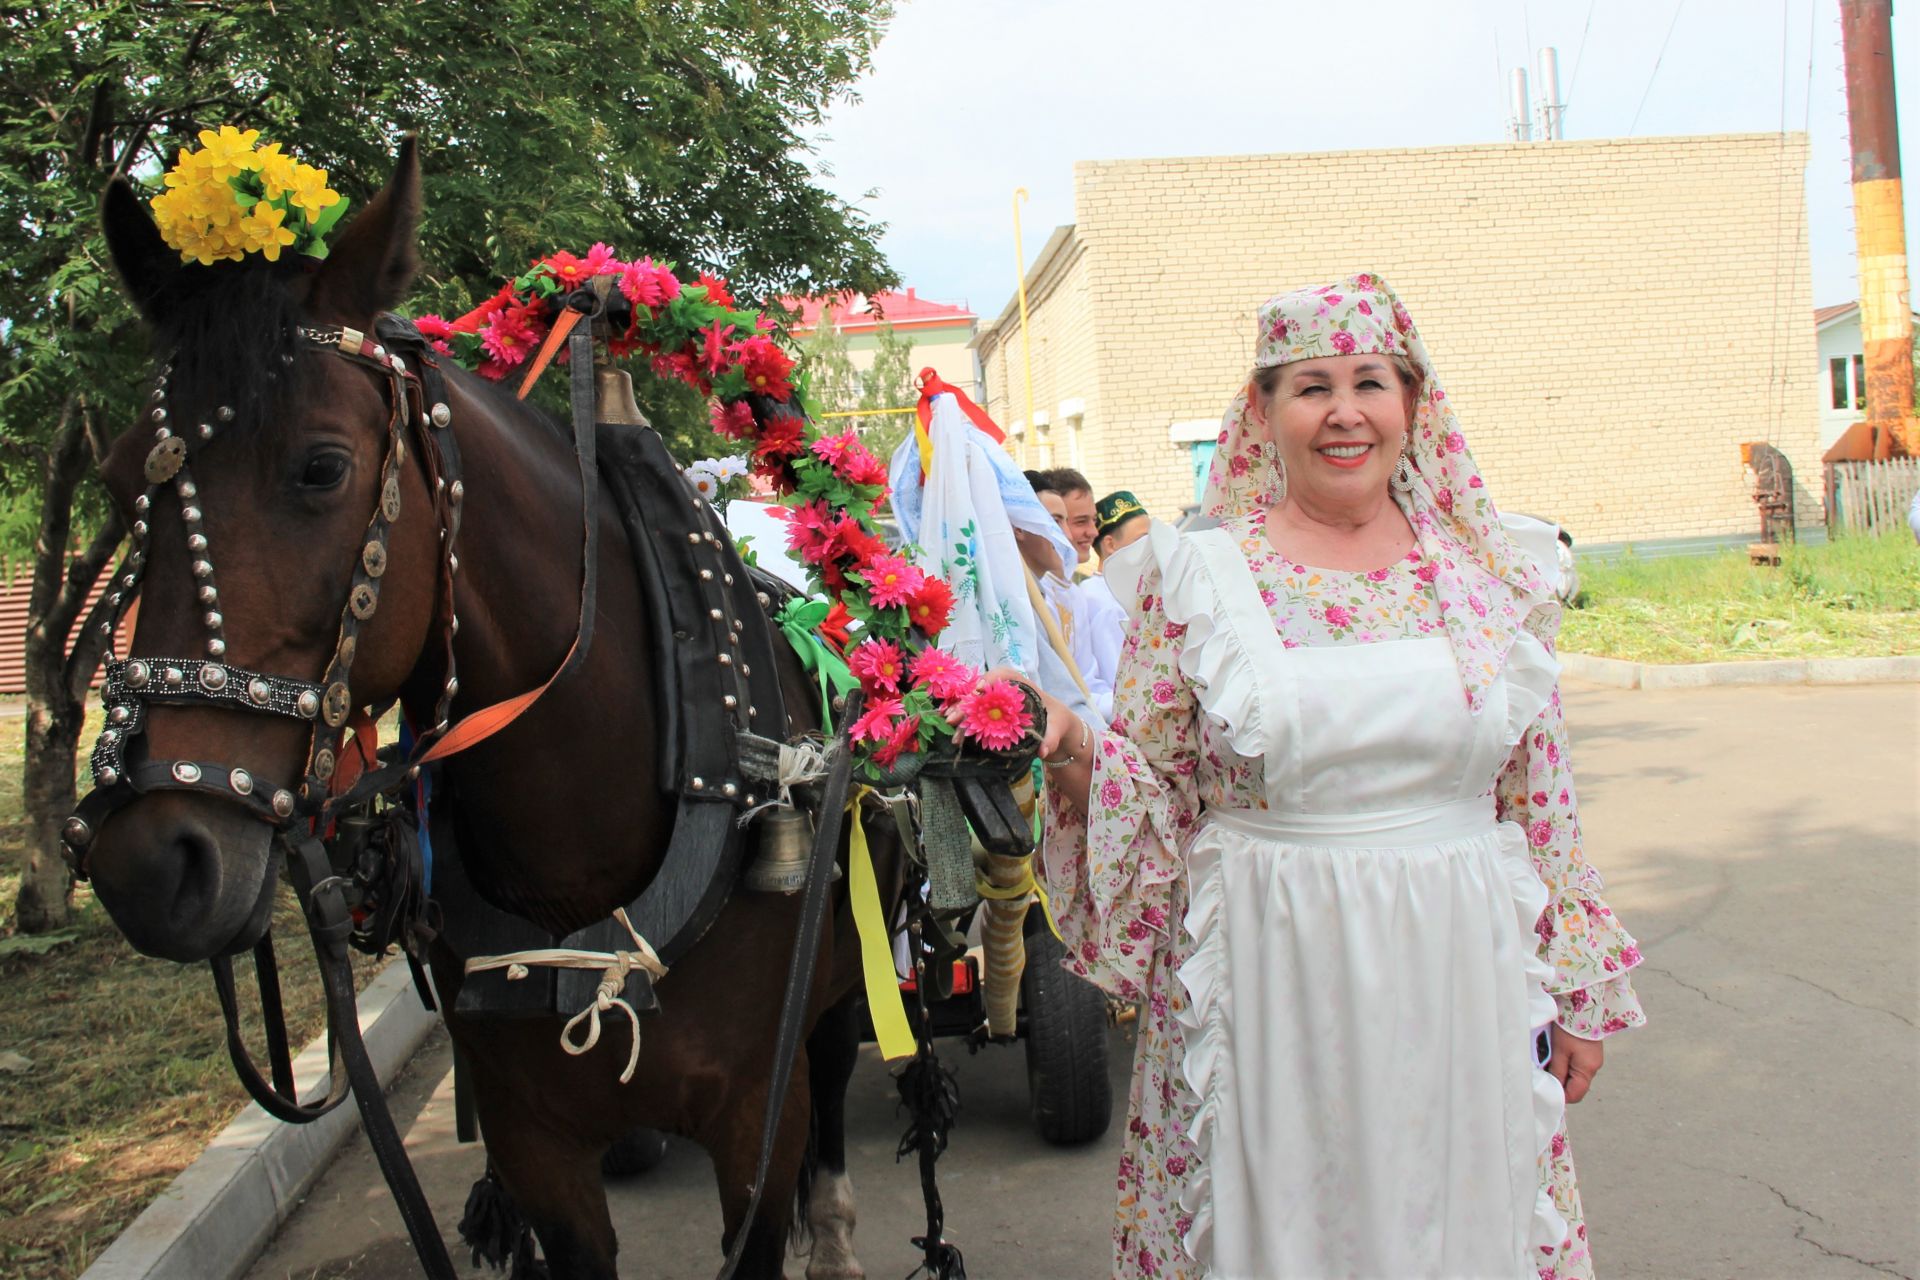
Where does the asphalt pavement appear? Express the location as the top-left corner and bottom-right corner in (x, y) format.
(245, 681), (1920, 1280)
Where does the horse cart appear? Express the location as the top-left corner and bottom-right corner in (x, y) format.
(63, 132), (1089, 1280)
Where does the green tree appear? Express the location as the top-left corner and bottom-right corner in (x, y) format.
(1, 0), (898, 931)
(792, 314), (916, 473)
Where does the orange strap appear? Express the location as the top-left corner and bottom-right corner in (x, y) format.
(516, 307), (585, 401)
(328, 709), (382, 798)
(414, 637), (584, 764)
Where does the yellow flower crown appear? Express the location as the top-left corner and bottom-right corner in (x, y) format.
(150, 127), (348, 266)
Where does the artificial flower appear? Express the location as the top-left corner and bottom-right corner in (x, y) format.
(696, 272), (735, 308)
(848, 696), (905, 745)
(710, 399), (757, 441)
(858, 552), (924, 610)
(906, 576), (954, 636)
(544, 250), (593, 289)
(949, 679), (1031, 752)
(736, 335), (795, 401)
(618, 257), (681, 308)
(871, 713), (922, 769)
(752, 412), (806, 463)
(910, 647), (977, 701)
(847, 638), (907, 694)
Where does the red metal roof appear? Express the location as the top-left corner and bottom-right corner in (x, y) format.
(783, 288), (975, 336)
(0, 559), (132, 696)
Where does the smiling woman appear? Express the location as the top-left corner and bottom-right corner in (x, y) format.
(1023, 274), (1644, 1280)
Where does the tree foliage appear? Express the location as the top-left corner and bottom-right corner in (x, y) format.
(0, 0), (900, 524)
(792, 316), (917, 468)
(0, 0), (899, 928)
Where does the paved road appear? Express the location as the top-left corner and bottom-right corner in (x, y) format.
(247, 682), (1920, 1280)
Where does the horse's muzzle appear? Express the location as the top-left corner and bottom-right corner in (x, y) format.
(87, 792), (278, 962)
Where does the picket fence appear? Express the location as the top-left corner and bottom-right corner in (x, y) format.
(1825, 457), (1920, 536)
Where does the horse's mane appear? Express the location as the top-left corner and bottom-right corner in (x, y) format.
(147, 261), (306, 438)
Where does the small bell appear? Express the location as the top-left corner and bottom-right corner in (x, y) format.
(743, 806), (831, 894)
(595, 367), (651, 427)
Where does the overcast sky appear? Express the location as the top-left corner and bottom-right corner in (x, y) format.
(809, 0), (1917, 318)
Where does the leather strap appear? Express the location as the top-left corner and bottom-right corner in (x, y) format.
(420, 324), (600, 764)
(210, 838), (456, 1278)
(716, 697), (862, 1280)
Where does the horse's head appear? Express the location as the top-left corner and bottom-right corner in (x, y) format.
(83, 140), (446, 961)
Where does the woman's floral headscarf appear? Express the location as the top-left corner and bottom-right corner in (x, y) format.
(1202, 272), (1554, 712)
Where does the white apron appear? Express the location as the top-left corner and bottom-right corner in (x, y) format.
(1168, 529), (1566, 1279)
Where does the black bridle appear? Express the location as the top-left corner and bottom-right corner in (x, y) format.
(59, 313), (481, 1280)
(62, 315), (468, 860)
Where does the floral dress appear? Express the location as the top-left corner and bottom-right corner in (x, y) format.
(1041, 509), (1645, 1279)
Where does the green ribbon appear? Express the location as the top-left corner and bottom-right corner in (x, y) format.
(774, 597), (858, 730)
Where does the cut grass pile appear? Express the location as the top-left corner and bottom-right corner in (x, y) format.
(0, 714), (378, 1280)
(1559, 532), (1920, 664)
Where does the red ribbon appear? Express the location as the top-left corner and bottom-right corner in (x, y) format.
(914, 368), (1006, 444)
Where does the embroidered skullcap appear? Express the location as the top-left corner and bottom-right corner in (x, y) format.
(1095, 490), (1147, 542)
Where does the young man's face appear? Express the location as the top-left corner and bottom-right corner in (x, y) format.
(1061, 488), (1098, 563)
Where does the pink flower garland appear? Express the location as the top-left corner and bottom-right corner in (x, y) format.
(418, 246), (1033, 776)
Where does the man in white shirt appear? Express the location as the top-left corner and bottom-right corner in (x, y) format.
(1077, 491), (1149, 720)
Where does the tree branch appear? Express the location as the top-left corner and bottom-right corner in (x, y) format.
(24, 395), (87, 629)
(62, 512), (128, 707)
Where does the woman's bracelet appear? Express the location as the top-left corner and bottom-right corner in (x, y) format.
(1043, 716), (1091, 768)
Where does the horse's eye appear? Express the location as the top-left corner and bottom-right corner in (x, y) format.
(300, 452), (351, 490)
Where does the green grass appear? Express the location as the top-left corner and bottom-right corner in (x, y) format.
(1560, 532), (1920, 664)
(0, 715), (378, 1279)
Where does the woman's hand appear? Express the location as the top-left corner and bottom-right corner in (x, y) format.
(981, 667), (1093, 812)
(980, 667), (1071, 755)
(1545, 1023), (1604, 1103)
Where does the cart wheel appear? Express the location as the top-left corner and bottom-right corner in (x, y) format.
(601, 1126), (669, 1179)
(1020, 916), (1112, 1145)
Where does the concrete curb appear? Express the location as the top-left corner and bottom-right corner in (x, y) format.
(81, 960), (441, 1280)
(1559, 651), (1920, 690)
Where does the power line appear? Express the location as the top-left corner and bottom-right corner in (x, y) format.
(1628, 0), (1688, 136)
(1563, 0), (1599, 114)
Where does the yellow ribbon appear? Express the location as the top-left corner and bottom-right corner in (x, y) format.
(972, 859), (1063, 943)
(848, 791), (916, 1062)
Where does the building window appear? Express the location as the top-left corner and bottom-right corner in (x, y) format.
(1831, 357), (1848, 410)
(1191, 441), (1217, 503)
(1853, 353), (1866, 410)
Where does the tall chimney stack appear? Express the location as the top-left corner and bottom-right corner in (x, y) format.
(1840, 0), (1914, 456)
(1508, 67), (1532, 142)
(1536, 47), (1564, 140)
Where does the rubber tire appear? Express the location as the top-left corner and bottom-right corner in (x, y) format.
(1020, 921), (1113, 1145)
(601, 1127), (670, 1179)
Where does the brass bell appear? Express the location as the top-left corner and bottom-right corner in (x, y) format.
(743, 806), (830, 894)
(595, 367), (651, 427)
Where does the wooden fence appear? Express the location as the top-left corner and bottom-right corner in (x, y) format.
(1825, 458), (1920, 536)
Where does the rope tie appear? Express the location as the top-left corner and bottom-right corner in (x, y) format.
(738, 737), (837, 827)
(462, 907), (667, 1084)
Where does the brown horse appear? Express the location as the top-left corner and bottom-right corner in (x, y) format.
(83, 140), (891, 1278)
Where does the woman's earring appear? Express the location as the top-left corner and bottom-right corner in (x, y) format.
(1272, 454), (1289, 504)
(1390, 447), (1416, 493)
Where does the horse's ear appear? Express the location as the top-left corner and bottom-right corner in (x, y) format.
(102, 177), (180, 322)
(311, 135), (421, 321)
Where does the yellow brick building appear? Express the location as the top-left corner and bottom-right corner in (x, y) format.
(977, 134), (1820, 545)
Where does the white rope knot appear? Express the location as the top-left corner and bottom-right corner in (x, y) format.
(462, 907), (667, 1084)
(739, 738), (837, 827)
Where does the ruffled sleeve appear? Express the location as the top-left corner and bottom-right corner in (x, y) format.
(1040, 547), (1205, 1004)
(1496, 619), (1647, 1040)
